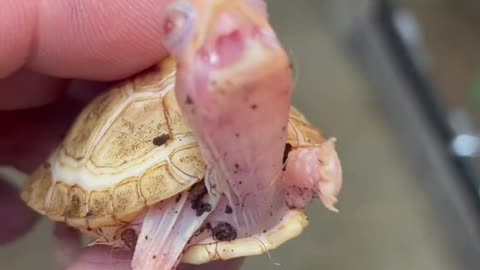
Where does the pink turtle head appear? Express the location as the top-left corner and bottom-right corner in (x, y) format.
(160, 0), (291, 118)
(160, 0), (279, 67)
(159, 0), (294, 238)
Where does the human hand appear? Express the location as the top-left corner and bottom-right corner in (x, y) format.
(0, 0), (243, 269)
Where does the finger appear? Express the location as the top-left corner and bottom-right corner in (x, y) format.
(0, 68), (68, 110)
(53, 223), (83, 268)
(1, 0), (171, 81)
(0, 0), (35, 77)
(66, 246), (133, 270)
(0, 179), (38, 244)
(0, 93), (88, 172)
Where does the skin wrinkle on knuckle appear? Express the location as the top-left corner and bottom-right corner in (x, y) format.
(0, 0), (38, 77)
(29, 0), (169, 80)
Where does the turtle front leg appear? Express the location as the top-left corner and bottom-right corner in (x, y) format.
(283, 138), (343, 212)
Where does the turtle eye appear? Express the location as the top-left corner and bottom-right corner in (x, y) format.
(161, 1), (195, 54)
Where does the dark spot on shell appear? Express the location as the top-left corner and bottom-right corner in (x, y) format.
(225, 205), (233, 214)
(282, 126), (287, 132)
(263, 229), (267, 233)
(153, 255), (157, 259)
(238, 181), (243, 185)
(87, 227), (92, 231)
(152, 134), (171, 146)
(234, 163), (239, 170)
(235, 133), (240, 138)
(185, 95), (193, 105)
(121, 229), (138, 250)
(145, 235), (148, 240)
(250, 104), (258, 110)
(212, 222), (237, 241)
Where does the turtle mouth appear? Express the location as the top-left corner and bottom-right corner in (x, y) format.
(195, 4), (282, 71)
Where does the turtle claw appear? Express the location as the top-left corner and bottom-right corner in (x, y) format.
(319, 193), (339, 213)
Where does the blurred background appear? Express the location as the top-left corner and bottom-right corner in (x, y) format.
(2, 0), (480, 269)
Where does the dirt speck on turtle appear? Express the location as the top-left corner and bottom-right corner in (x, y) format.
(185, 95), (193, 105)
(188, 182), (211, 216)
(212, 222), (237, 241)
(283, 143), (293, 164)
(152, 134), (171, 146)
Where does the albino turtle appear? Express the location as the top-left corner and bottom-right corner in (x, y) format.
(21, 0), (343, 269)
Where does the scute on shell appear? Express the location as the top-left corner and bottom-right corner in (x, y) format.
(21, 58), (206, 229)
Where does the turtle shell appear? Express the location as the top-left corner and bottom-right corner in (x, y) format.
(21, 58), (206, 230)
(20, 57), (330, 264)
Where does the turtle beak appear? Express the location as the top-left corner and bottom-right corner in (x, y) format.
(191, 0), (286, 71)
